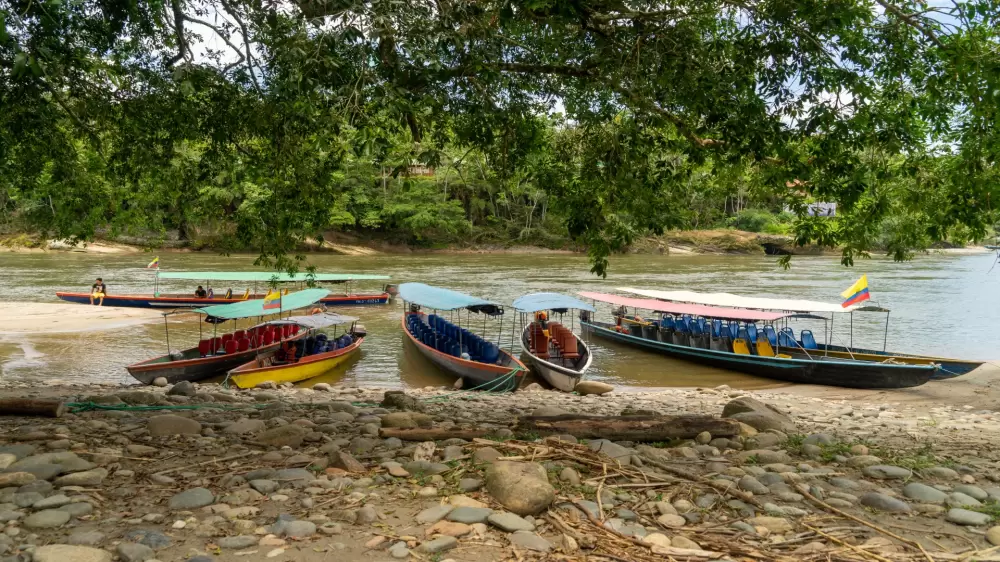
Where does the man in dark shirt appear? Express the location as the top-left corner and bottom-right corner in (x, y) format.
(90, 278), (108, 306)
(195, 286), (208, 298)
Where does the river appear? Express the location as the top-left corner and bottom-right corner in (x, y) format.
(1, 250), (997, 389)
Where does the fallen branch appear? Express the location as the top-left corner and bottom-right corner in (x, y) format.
(515, 414), (740, 441)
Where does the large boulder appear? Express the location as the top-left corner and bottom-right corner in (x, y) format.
(721, 397), (795, 433)
(485, 462), (555, 516)
(381, 391), (425, 412)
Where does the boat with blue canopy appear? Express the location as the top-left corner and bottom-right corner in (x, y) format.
(578, 291), (936, 389)
(125, 289), (329, 385)
(56, 270), (392, 309)
(399, 283), (526, 391)
(513, 293), (595, 392)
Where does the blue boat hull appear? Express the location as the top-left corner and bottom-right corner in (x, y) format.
(583, 321), (935, 389)
(56, 292), (389, 309)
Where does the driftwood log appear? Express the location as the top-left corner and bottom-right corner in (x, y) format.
(514, 414), (740, 441)
(0, 399), (66, 418)
(379, 428), (493, 441)
(380, 414), (740, 442)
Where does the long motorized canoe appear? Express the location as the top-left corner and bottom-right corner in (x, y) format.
(513, 293), (594, 392)
(58, 270), (391, 309)
(125, 289), (327, 385)
(579, 292), (936, 389)
(399, 283), (526, 390)
(228, 313), (365, 389)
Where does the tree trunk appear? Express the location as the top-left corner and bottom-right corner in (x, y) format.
(0, 399), (66, 418)
(515, 414), (739, 441)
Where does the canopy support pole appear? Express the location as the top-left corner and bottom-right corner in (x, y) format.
(497, 310), (503, 347)
(850, 312), (854, 350)
(509, 309), (517, 355)
(164, 315), (170, 355)
(154, 270), (159, 297)
(827, 314), (833, 356)
(883, 311), (890, 352)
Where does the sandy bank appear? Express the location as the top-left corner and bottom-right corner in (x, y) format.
(0, 302), (162, 334)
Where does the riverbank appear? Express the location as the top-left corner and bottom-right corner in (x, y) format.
(0, 230), (826, 257)
(1, 381), (999, 562)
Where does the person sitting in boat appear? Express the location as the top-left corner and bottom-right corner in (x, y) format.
(89, 278), (107, 306)
(194, 286), (208, 298)
(534, 311), (550, 338)
(273, 342), (298, 364)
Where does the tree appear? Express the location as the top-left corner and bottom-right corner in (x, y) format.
(2, 0), (999, 274)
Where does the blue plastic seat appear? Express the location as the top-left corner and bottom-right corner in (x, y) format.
(737, 327), (756, 354)
(720, 325), (733, 339)
(763, 326), (777, 347)
(800, 330), (818, 350)
(746, 323), (758, 343)
(778, 327), (795, 348)
(711, 319), (722, 338)
(662, 316), (676, 330)
(695, 318), (706, 334)
(481, 343), (500, 364)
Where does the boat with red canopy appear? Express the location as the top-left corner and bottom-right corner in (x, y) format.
(578, 292), (935, 389)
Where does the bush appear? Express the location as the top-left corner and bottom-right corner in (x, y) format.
(726, 209), (790, 233)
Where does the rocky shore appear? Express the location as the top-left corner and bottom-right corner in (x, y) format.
(0, 381), (998, 562)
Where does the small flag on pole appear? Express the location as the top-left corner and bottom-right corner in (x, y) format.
(263, 290), (281, 311)
(840, 275), (871, 308)
(146, 256), (159, 269)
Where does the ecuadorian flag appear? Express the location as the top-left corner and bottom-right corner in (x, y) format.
(841, 275), (870, 308)
(146, 256), (159, 269)
(262, 290), (281, 311)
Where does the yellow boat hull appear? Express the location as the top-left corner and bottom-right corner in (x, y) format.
(229, 338), (363, 389)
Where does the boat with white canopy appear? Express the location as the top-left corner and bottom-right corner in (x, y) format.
(228, 313), (365, 389)
(578, 291), (936, 389)
(618, 287), (981, 378)
(512, 293), (594, 392)
(399, 283), (527, 391)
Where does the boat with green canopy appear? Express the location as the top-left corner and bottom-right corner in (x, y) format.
(57, 270), (393, 309)
(125, 289), (329, 385)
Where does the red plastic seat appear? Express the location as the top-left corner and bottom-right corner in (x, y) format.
(212, 337), (223, 353)
(560, 331), (580, 359)
(290, 325), (299, 335)
(234, 330), (246, 340)
(198, 339), (211, 357)
(237, 337), (251, 352)
(221, 333), (234, 345)
(262, 331), (274, 346)
(224, 339), (237, 354)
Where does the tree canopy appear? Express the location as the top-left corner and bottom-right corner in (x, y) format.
(2, 0), (998, 273)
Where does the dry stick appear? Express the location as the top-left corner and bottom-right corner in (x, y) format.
(799, 488), (936, 562)
(640, 455), (767, 509)
(959, 545), (1000, 562)
(152, 451), (257, 477)
(596, 462), (607, 522)
(803, 523), (894, 562)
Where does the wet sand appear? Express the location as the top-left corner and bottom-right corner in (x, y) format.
(0, 302), (162, 334)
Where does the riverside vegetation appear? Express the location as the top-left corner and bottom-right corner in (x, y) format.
(0, 380), (998, 562)
(4, 0), (1000, 274)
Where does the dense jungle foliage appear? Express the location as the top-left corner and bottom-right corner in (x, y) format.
(2, 0), (998, 274)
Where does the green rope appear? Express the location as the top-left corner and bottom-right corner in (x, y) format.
(65, 402), (268, 414)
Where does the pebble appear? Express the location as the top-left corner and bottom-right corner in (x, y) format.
(488, 511), (535, 532)
(417, 536), (458, 554)
(657, 514), (686, 528)
(672, 536), (701, 549)
(416, 505), (453, 524)
(924, 466), (960, 480)
(947, 492), (983, 507)
(117, 542), (154, 562)
(280, 521), (316, 537)
(34, 545), (112, 562)
(954, 485), (989, 501)
(986, 526), (1000, 546)
(859, 493), (911, 512)
(446, 506), (493, 524)
(509, 531), (553, 551)
(902, 483), (949, 503)
(169, 488), (215, 510)
(861, 465), (912, 480)
(218, 536), (258, 549)
(147, 415), (202, 436)
(425, 521), (472, 537)
(738, 476), (770, 495)
(946, 508), (993, 526)
(54, 468), (108, 487)
(23, 509), (71, 528)
(458, 478), (483, 492)
(67, 531), (105, 546)
(749, 516), (793, 533)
